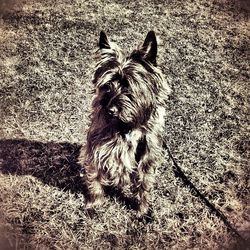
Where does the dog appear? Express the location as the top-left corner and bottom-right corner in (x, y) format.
(78, 31), (171, 216)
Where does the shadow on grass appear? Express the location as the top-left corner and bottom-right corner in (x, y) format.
(0, 138), (88, 194)
(0, 138), (140, 213)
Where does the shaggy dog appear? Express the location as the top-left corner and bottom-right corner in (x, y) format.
(79, 31), (170, 216)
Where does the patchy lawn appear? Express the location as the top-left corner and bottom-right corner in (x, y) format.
(0, 0), (249, 249)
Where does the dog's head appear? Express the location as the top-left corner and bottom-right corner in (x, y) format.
(92, 31), (167, 130)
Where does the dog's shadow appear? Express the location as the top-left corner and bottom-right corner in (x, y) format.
(0, 138), (139, 211)
(0, 138), (88, 193)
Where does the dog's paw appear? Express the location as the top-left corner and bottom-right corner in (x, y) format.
(85, 198), (104, 218)
(136, 205), (148, 218)
(136, 206), (154, 223)
(85, 198), (104, 209)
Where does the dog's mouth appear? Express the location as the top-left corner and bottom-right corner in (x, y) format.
(103, 111), (133, 134)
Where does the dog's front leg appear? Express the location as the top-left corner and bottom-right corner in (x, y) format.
(134, 163), (155, 217)
(85, 166), (104, 208)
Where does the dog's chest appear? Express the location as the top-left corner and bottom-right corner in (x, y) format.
(95, 129), (144, 186)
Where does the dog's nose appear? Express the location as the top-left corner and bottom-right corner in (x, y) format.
(108, 106), (118, 116)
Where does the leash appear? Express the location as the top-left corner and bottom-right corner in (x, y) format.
(163, 140), (247, 245)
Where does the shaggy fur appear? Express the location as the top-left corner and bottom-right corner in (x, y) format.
(79, 31), (171, 216)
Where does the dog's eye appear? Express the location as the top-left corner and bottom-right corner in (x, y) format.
(121, 78), (129, 88)
(100, 84), (111, 92)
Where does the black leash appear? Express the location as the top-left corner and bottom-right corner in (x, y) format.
(163, 140), (247, 246)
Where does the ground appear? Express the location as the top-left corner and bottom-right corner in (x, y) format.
(0, 0), (249, 249)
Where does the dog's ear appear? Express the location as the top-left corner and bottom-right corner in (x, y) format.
(99, 31), (110, 49)
(141, 31), (157, 65)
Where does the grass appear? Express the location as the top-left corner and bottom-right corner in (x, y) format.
(0, 0), (249, 249)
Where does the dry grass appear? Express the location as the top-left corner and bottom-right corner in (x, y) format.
(0, 0), (249, 249)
